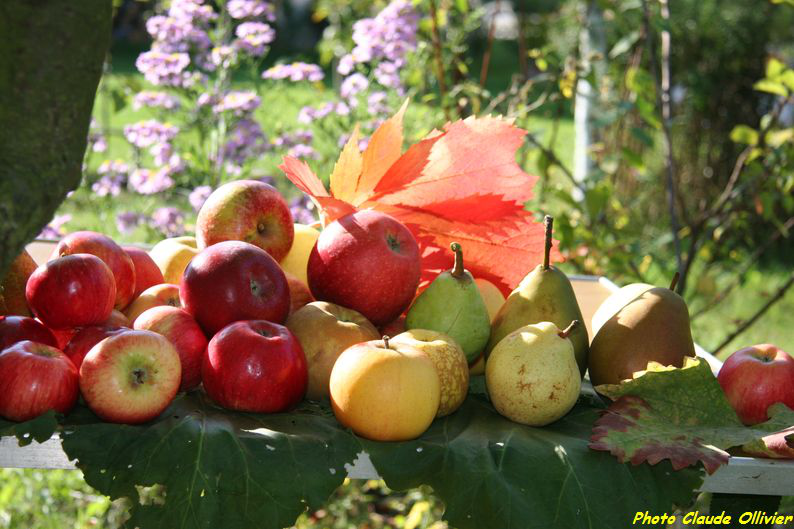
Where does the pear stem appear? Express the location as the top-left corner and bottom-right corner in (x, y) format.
(669, 271), (680, 292)
(558, 320), (579, 339)
(450, 242), (465, 278)
(543, 215), (553, 270)
(382, 335), (390, 349)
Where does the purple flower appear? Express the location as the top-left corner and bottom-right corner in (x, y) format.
(150, 207), (186, 237)
(91, 135), (107, 153)
(287, 144), (318, 159)
(337, 54), (355, 76)
(222, 118), (267, 168)
(129, 168), (175, 194)
(227, 0), (275, 21)
(116, 212), (146, 234)
(209, 45), (238, 69)
(374, 61), (401, 88)
(213, 91), (261, 116)
(197, 92), (218, 107)
(189, 186), (213, 212)
(133, 91), (181, 110)
(39, 214), (72, 240)
(135, 51), (191, 86)
(340, 73), (369, 99)
(169, 0), (217, 24)
(289, 195), (317, 225)
(92, 159), (130, 197)
(124, 120), (179, 149)
(235, 22), (275, 56)
(367, 91), (389, 115)
(262, 62), (324, 82)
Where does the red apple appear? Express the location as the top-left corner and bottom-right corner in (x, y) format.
(26, 254), (116, 329)
(0, 340), (79, 421)
(124, 283), (181, 324)
(180, 241), (290, 335)
(203, 320), (307, 412)
(52, 231), (136, 309)
(133, 306), (207, 391)
(79, 330), (181, 424)
(123, 246), (165, 299)
(284, 271), (315, 315)
(307, 210), (420, 326)
(104, 309), (131, 328)
(0, 316), (58, 350)
(196, 180), (294, 261)
(47, 326), (80, 350)
(718, 344), (794, 425)
(63, 326), (127, 369)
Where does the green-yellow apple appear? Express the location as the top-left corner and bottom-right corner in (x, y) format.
(79, 330), (181, 424)
(52, 231), (137, 310)
(0, 250), (37, 317)
(392, 329), (469, 417)
(286, 301), (379, 399)
(329, 337), (440, 441)
(197, 180), (294, 261)
(124, 283), (181, 324)
(486, 321), (581, 426)
(279, 223), (320, 285)
(148, 236), (200, 285)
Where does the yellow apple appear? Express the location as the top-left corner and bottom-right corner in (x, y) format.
(148, 236), (199, 285)
(279, 224), (320, 286)
(286, 301), (379, 399)
(474, 278), (505, 323)
(330, 337), (440, 441)
(123, 283), (181, 324)
(392, 330), (469, 417)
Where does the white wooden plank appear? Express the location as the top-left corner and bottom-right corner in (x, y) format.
(0, 436), (75, 470)
(701, 457), (794, 496)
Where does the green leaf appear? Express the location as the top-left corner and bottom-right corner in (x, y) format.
(60, 393), (360, 529)
(730, 125), (759, 145)
(765, 128), (794, 148)
(591, 358), (794, 474)
(363, 395), (702, 529)
(753, 79), (789, 97)
(0, 409), (59, 445)
(609, 31), (641, 59)
(766, 58), (785, 79)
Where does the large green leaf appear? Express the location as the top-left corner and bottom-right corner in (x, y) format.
(362, 393), (702, 529)
(591, 358), (794, 473)
(0, 409), (59, 445)
(59, 393), (360, 529)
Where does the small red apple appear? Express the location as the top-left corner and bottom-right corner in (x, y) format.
(0, 316), (58, 350)
(203, 320), (307, 412)
(308, 210), (420, 326)
(47, 326), (80, 350)
(133, 306), (207, 391)
(63, 326), (127, 369)
(284, 271), (315, 315)
(196, 180), (295, 261)
(0, 340), (79, 421)
(52, 231), (136, 309)
(104, 309), (131, 328)
(27, 254), (116, 329)
(79, 330), (181, 424)
(718, 344), (794, 425)
(123, 246), (165, 299)
(180, 241), (290, 335)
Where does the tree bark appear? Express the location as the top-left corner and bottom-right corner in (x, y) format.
(0, 0), (112, 278)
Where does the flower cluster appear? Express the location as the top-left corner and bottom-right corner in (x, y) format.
(262, 62), (324, 82)
(92, 160), (131, 197)
(221, 119), (269, 175)
(235, 22), (275, 56)
(297, 101), (350, 124)
(289, 194), (317, 225)
(227, 0), (275, 21)
(124, 120), (180, 149)
(39, 214), (72, 240)
(133, 91), (181, 110)
(213, 91), (261, 116)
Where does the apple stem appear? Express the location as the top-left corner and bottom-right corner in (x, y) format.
(543, 215), (553, 270)
(450, 242), (465, 278)
(558, 320), (579, 339)
(383, 335), (390, 349)
(669, 271), (680, 291)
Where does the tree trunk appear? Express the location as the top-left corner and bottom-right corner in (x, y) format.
(0, 0), (112, 278)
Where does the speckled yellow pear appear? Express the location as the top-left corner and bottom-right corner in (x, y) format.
(392, 329), (469, 417)
(486, 321), (581, 426)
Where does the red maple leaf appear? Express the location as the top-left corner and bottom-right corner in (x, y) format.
(279, 102), (559, 294)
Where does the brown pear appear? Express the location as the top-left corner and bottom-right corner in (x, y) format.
(0, 250), (37, 317)
(588, 273), (696, 386)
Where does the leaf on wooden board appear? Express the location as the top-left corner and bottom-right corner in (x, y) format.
(280, 104), (559, 295)
(363, 395), (702, 529)
(60, 393), (360, 529)
(590, 358), (794, 474)
(742, 425), (794, 459)
(0, 409), (59, 445)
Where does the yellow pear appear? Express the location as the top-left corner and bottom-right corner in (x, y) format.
(474, 278), (505, 322)
(392, 329), (469, 417)
(279, 224), (320, 286)
(486, 321), (581, 426)
(148, 236), (199, 284)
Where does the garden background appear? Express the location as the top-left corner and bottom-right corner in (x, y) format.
(1, 0), (793, 526)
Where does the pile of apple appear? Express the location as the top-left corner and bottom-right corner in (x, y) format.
(1, 178), (791, 444)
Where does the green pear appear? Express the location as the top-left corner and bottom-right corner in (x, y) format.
(591, 282), (654, 334)
(486, 216), (588, 377)
(405, 243), (491, 364)
(588, 273), (696, 387)
(486, 320), (581, 426)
